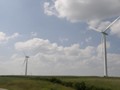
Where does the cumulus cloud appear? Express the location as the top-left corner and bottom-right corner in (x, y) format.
(15, 38), (57, 52)
(14, 38), (99, 75)
(44, 2), (58, 16)
(0, 32), (19, 43)
(15, 38), (95, 57)
(88, 18), (120, 38)
(44, 0), (120, 37)
(13, 38), (120, 76)
(44, 0), (120, 22)
(110, 20), (120, 37)
(42, 0), (120, 76)
(97, 41), (110, 57)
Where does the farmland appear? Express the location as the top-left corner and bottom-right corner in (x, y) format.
(0, 76), (119, 90)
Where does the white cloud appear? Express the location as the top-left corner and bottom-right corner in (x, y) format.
(44, 0), (120, 22)
(97, 42), (110, 57)
(44, 0), (120, 38)
(107, 53), (120, 76)
(14, 38), (99, 75)
(88, 19), (111, 32)
(88, 19), (120, 38)
(15, 38), (57, 52)
(110, 20), (120, 37)
(12, 38), (120, 76)
(43, 0), (120, 76)
(0, 38), (119, 76)
(0, 32), (19, 43)
(8, 33), (19, 40)
(44, 2), (58, 16)
(15, 38), (95, 57)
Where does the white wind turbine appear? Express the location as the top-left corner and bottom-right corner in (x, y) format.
(23, 52), (30, 76)
(91, 16), (120, 77)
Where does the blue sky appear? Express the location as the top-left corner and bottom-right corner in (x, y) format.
(0, 0), (120, 76)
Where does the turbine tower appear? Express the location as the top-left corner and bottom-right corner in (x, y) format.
(23, 52), (30, 76)
(91, 16), (120, 77)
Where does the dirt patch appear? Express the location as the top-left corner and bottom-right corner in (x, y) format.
(0, 88), (8, 90)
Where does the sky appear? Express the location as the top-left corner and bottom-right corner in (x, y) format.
(0, 0), (120, 76)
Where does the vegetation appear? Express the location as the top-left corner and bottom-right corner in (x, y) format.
(0, 76), (119, 90)
(0, 76), (74, 90)
(46, 77), (111, 90)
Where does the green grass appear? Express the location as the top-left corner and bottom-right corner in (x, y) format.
(0, 76), (120, 90)
(0, 76), (74, 90)
(60, 76), (120, 90)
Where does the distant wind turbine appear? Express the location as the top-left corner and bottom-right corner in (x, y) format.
(91, 16), (120, 77)
(23, 52), (30, 76)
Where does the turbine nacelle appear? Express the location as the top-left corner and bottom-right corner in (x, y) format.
(23, 52), (30, 76)
(25, 56), (30, 59)
(101, 32), (108, 35)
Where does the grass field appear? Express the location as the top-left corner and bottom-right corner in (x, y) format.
(0, 76), (119, 90)
(60, 76), (120, 90)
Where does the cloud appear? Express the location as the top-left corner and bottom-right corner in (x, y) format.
(88, 19), (111, 32)
(44, 0), (120, 22)
(44, 0), (120, 38)
(88, 19), (120, 38)
(14, 38), (99, 75)
(15, 38), (95, 57)
(97, 41), (110, 57)
(44, 2), (58, 16)
(0, 38), (118, 76)
(0, 32), (19, 43)
(110, 20), (120, 37)
(12, 38), (120, 76)
(15, 38), (57, 52)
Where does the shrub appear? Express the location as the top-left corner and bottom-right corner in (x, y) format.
(73, 82), (86, 90)
(47, 77), (111, 90)
(49, 78), (62, 84)
(62, 81), (73, 87)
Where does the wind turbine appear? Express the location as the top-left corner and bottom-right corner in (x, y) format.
(23, 52), (30, 76)
(91, 16), (120, 77)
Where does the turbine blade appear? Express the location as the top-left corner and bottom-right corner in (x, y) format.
(89, 26), (101, 32)
(104, 16), (120, 32)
